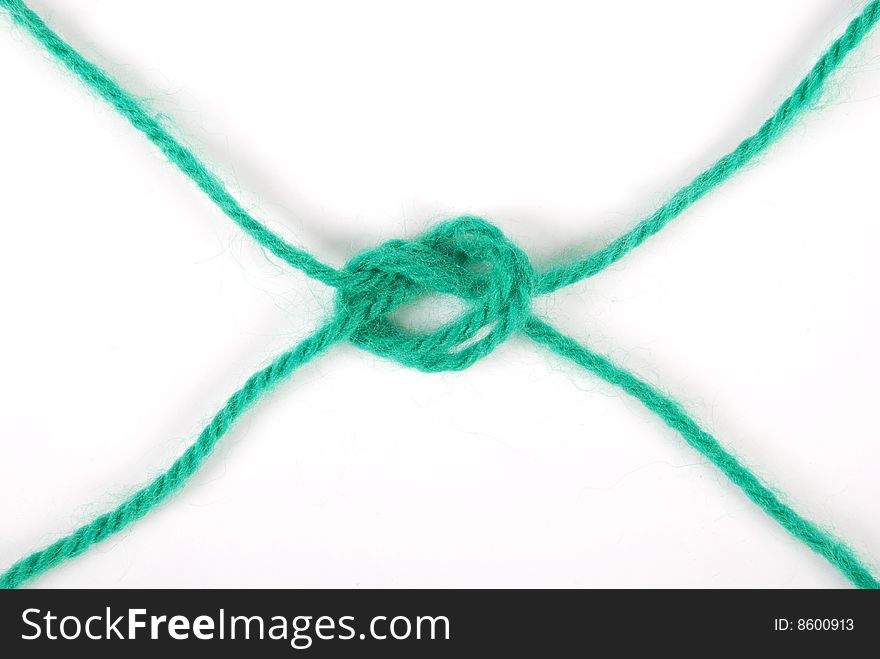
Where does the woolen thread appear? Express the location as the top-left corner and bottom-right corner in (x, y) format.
(1, 0), (878, 589)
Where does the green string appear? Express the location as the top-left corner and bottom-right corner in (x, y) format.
(523, 318), (879, 589)
(1, 0), (878, 589)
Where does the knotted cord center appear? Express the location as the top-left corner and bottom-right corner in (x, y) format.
(335, 216), (534, 372)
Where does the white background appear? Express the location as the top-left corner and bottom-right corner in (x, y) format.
(1, 0), (878, 588)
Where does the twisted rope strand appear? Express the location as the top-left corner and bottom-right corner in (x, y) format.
(523, 317), (879, 589)
(0, 318), (351, 589)
(4, 0), (877, 293)
(536, 0), (880, 294)
(1, 0), (878, 588)
(0, 0), (343, 288)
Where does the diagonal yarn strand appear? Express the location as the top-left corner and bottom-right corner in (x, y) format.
(535, 0), (880, 294)
(0, 318), (352, 589)
(523, 317), (880, 590)
(2, 0), (877, 293)
(1, 0), (878, 588)
(0, 0), (342, 288)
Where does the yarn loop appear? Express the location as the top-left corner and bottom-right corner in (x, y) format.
(2, 0), (879, 588)
(337, 216), (534, 372)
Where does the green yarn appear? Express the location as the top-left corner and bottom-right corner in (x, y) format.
(523, 318), (880, 589)
(339, 217), (534, 372)
(0, 320), (349, 589)
(1, 0), (878, 589)
(0, 0), (341, 289)
(537, 0), (880, 294)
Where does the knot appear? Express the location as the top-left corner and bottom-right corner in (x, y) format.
(335, 216), (534, 372)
